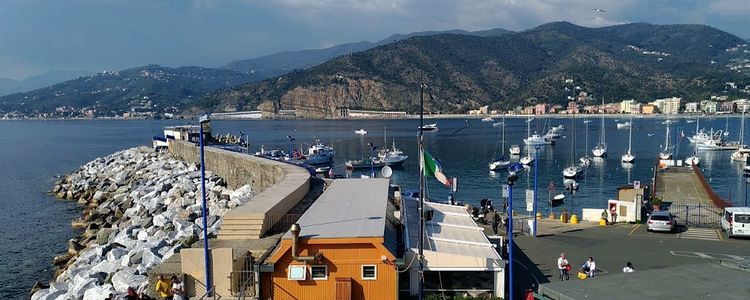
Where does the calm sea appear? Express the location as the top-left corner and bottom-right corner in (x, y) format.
(1, 117), (747, 297)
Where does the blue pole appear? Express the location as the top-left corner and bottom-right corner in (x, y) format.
(370, 144), (375, 178)
(507, 182), (514, 300)
(534, 146), (539, 237)
(199, 123), (212, 296)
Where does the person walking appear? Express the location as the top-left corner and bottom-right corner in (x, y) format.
(155, 274), (172, 300)
(171, 276), (185, 300)
(491, 210), (501, 235)
(622, 262), (634, 273)
(557, 252), (570, 281)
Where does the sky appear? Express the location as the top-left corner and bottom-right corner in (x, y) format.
(0, 0), (749, 80)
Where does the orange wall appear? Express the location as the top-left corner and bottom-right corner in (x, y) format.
(263, 238), (397, 300)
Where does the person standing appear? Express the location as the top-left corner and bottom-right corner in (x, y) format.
(610, 207), (618, 224)
(155, 274), (172, 300)
(622, 262), (634, 273)
(171, 276), (185, 300)
(557, 252), (570, 281)
(491, 210), (500, 235)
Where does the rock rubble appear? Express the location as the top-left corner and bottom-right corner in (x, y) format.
(33, 147), (253, 300)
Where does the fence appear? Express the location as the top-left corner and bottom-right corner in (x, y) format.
(231, 255), (256, 299)
(666, 203), (723, 228)
(266, 214), (302, 235)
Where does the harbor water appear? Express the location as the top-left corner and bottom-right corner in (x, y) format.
(1, 117), (748, 297)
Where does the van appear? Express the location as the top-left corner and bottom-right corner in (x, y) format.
(720, 207), (750, 238)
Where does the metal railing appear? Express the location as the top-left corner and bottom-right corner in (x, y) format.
(231, 255), (256, 298)
(667, 203), (723, 228)
(266, 214), (302, 234)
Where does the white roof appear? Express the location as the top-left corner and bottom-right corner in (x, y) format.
(403, 198), (503, 271)
(725, 207), (750, 213)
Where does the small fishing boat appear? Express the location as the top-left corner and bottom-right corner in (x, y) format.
(551, 194), (565, 204)
(379, 128), (409, 166)
(481, 117), (494, 122)
(354, 129), (367, 135)
(301, 139), (336, 165)
(419, 123), (439, 131)
(509, 145), (521, 156)
(345, 157), (385, 169)
(616, 121), (631, 129)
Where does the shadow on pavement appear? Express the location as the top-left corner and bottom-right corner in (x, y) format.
(510, 239), (551, 298)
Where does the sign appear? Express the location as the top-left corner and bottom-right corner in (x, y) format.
(502, 184), (509, 198)
(526, 189), (534, 212)
(548, 181), (556, 191)
(633, 180), (641, 189)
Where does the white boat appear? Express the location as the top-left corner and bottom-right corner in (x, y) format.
(489, 115), (511, 171)
(481, 117), (494, 122)
(563, 114), (582, 178)
(731, 111), (749, 162)
(492, 122), (504, 128)
(378, 128), (408, 166)
(509, 145), (521, 156)
(697, 138), (738, 151)
(302, 139), (336, 165)
(685, 155), (700, 166)
(419, 123), (438, 132)
(580, 118), (591, 167)
(354, 129), (367, 135)
(554, 125), (565, 131)
(688, 118), (711, 144)
(520, 154), (535, 165)
(583, 119), (593, 124)
(592, 99), (608, 158)
(659, 124), (673, 159)
(744, 165), (750, 176)
(551, 194), (565, 203)
(621, 117), (636, 163)
(616, 121), (631, 129)
(523, 117), (551, 145)
(563, 179), (579, 190)
(563, 166), (581, 178)
(662, 119), (673, 125)
(686, 119), (697, 124)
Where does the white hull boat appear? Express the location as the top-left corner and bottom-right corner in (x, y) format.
(621, 153), (635, 163)
(489, 115), (510, 171)
(509, 145), (521, 156)
(354, 129), (367, 135)
(481, 117), (494, 122)
(562, 166), (581, 178)
(685, 155), (700, 166)
(551, 194), (565, 203)
(419, 123), (439, 131)
(524, 134), (551, 145)
(489, 159), (511, 171)
(616, 122), (631, 129)
(520, 155), (534, 165)
(592, 145), (607, 158)
(621, 117), (636, 163)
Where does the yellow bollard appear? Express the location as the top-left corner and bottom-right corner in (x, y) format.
(549, 212), (556, 219)
(560, 214), (566, 223)
(571, 214), (579, 224)
(536, 212), (542, 219)
(599, 218), (607, 226)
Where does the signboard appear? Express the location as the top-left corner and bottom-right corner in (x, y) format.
(502, 184), (509, 198)
(526, 189), (534, 212)
(633, 180), (641, 189)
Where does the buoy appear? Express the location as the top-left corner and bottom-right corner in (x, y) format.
(571, 214), (579, 224)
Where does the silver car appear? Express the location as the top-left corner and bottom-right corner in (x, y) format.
(647, 211), (676, 232)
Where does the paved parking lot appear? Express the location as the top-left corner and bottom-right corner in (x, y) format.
(510, 223), (750, 297)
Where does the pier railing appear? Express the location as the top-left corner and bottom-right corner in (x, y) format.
(691, 164), (732, 209)
(666, 202), (723, 228)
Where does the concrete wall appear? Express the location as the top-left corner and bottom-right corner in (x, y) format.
(169, 140), (285, 190)
(181, 248), (234, 298)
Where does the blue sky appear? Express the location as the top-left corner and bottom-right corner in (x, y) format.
(0, 0), (749, 79)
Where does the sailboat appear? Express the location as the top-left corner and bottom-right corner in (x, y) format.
(731, 111), (750, 162)
(579, 118), (592, 166)
(523, 117), (550, 145)
(592, 98), (608, 157)
(509, 144), (521, 156)
(489, 115), (511, 171)
(685, 141), (701, 166)
(621, 117), (636, 163)
(563, 115), (582, 178)
(520, 147), (535, 165)
(659, 124), (673, 160)
(379, 127), (408, 166)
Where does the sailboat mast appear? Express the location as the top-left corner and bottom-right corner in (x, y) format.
(628, 117), (633, 154)
(417, 83), (425, 300)
(502, 114), (506, 156)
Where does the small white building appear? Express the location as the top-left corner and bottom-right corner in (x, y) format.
(685, 102), (700, 114)
(701, 100), (718, 114)
(620, 99), (637, 114)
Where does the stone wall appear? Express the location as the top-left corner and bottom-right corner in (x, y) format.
(169, 140), (285, 191)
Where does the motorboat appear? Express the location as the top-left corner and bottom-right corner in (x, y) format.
(583, 119), (593, 124)
(509, 145), (521, 156)
(662, 120), (673, 125)
(520, 154), (534, 165)
(354, 129), (367, 135)
(481, 117), (494, 122)
(621, 117), (636, 163)
(562, 166), (582, 178)
(564, 179), (579, 190)
(345, 157), (385, 169)
(419, 123), (439, 132)
(301, 140), (336, 165)
(524, 133), (551, 145)
(492, 122), (504, 128)
(616, 121), (632, 129)
(551, 194), (565, 204)
(688, 118), (710, 144)
(686, 119), (697, 124)
(379, 142), (408, 166)
(685, 155), (700, 166)
(489, 115), (511, 171)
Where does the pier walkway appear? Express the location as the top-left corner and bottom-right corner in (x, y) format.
(654, 167), (712, 205)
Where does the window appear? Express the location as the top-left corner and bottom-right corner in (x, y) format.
(288, 265), (306, 281)
(736, 214), (750, 224)
(311, 265), (328, 280)
(362, 265), (377, 280)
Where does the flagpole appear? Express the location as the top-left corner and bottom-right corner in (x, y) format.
(418, 82), (425, 300)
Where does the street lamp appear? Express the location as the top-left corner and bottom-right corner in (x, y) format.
(198, 114), (213, 296)
(533, 145), (540, 237)
(368, 142), (378, 178)
(506, 170), (519, 300)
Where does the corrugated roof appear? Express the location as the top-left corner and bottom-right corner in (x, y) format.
(403, 198), (503, 270)
(283, 178), (390, 239)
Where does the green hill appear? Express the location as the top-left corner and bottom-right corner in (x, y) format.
(198, 22), (750, 118)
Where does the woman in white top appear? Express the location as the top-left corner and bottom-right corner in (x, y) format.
(171, 276), (185, 300)
(585, 257), (596, 277)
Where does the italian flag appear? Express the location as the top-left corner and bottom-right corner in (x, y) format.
(422, 150), (451, 187)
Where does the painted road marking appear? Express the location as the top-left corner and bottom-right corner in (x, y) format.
(670, 251), (750, 260)
(628, 224), (641, 235)
(678, 228), (721, 241)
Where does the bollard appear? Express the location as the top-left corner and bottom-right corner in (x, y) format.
(536, 212), (542, 219)
(561, 209), (569, 223)
(571, 214), (579, 224)
(599, 218), (607, 226)
(549, 212), (556, 219)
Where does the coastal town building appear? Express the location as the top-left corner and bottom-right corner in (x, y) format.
(535, 103), (548, 115)
(685, 102), (700, 114)
(549, 104), (564, 114)
(630, 103), (642, 114)
(468, 106), (490, 115)
(567, 101), (580, 114)
(734, 99), (750, 113)
(720, 101), (736, 113)
(523, 106), (535, 115)
(262, 179), (400, 300)
(641, 104), (658, 114)
(652, 97), (681, 114)
(619, 99), (637, 114)
(701, 100), (718, 114)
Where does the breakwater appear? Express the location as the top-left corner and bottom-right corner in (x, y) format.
(31, 147), (254, 300)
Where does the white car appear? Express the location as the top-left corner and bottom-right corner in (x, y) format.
(721, 207), (750, 238)
(647, 211), (676, 233)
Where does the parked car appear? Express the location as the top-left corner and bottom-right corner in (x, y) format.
(721, 207), (750, 238)
(647, 211), (676, 232)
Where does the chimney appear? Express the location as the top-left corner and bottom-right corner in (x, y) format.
(290, 223), (319, 262)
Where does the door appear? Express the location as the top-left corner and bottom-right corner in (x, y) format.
(734, 214), (750, 235)
(721, 211), (730, 231)
(335, 277), (351, 300)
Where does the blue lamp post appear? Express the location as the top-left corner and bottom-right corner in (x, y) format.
(533, 145), (540, 237)
(198, 114), (212, 296)
(506, 170), (519, 300)
(368, 142), (378, 178)
(286, 135), (295, 159)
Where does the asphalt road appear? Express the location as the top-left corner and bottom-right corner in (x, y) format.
(510, 223), (750, 297)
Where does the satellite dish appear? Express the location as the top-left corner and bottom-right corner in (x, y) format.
(381, 166), (393, 178)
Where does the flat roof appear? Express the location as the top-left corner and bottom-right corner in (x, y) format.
(725, 207), (750, 213)
(539, 261), (750, 300)
(403, 198), (503, 271)
(283, 178), (390, 239)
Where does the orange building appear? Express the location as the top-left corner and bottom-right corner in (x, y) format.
(262, 179), (399, 300)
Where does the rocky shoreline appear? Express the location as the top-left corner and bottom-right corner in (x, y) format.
(32, 147), (254, 300)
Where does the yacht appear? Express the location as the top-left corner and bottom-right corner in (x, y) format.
(419, 123), (439, 132)
(659, 124), (674, 160)
(481, 117), (494, 122)
(621, 117), (636, 163)
(592, 99), (608, 157)
(379, 141), (408, 166)
(302, 140), (336, 165)
(354, 129), (367, 135)
(509, 145), (521, 156)
(523, 117), (551, 145)
(563, 166), (581, 178)
(489, 115), (511, 171)
(616, 121), (632, 129)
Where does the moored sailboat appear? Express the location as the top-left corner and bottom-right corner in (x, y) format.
(621, 117), (636, 163)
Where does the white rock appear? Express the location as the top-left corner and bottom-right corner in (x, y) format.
(137, 230), (149, 241)
(111, 267), (147, 292)
(83, 284), (116, 300)
(106, 247), (128, 262)
(69, 276), (97, 299)
(153, 214), (169, 227)
(90, 260), (121, 274)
